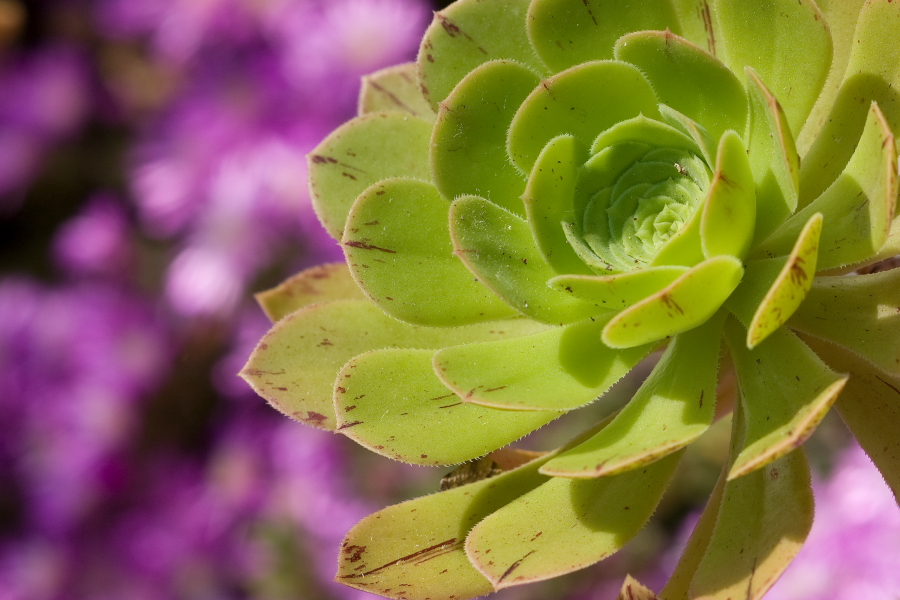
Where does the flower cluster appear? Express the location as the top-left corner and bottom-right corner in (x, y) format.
(244, 0), (900, 598)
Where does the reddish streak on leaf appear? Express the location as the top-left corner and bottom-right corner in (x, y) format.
(498, 550), (536, 584)
(344, 240), (397, 254)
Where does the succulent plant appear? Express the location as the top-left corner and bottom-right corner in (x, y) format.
(241, 0), (900, 598)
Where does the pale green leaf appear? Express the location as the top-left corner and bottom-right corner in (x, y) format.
(357, 62), (436, 120)
(700, 131), (756, 260)
(549, 266), (689, 311)
(431, 60), (540, 215)
(308, 113), (432, 240)
(241, 300), (547, 431)
(658, 105), (717, 166)
(541, 311), (723, 477)
(618, 576), (660, 600)
(527, 0), (681, 72)
(602, 256), (743, 348)
(590, 114), (701, 156)
(433, 316), (652, 411)
(465, 451), (681, 589)
(669, 0), (720, 56)
(254, 262), (364, 323)
(508, 60), (659, 174)
(335, 348), (558, 465)
(343, 179), (517, 325)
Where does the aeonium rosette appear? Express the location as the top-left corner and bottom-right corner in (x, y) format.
(242, 1), (900, 598)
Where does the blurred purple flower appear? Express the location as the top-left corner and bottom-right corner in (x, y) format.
(52, 193), (135, 278)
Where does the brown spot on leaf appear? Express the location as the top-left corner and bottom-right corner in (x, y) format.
(345, 240), (397, 253)
(498, 550), (536, 584)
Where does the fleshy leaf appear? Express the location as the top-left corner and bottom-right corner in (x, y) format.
(522, 134), (593, 275)
(433, 316), (652, 411)
(700, 130), (756, 260)
(308, 113), (432, 240)
(789, 268), (900, 377)
(658, 105), (717, 166)
(417, 0), (548, 108)
(255, 263), (364, 323)
(670, 0), (720, 56)
(614, 30), (746, 143)
(602, 256), (743, 349)
(801, 335), (900, 501)
(527, 0), (680, 72)
(508, 60), (659, 174)
(590, 114), (701, 156)
(757, 102), (897, 271)
(619, 576), (660, 600)
(431, 60), (540, 214)
(727, 212), (822, 349)
(798, 0), (900, 207)
(450, 195), (609, 325)
(336, 451), (554, 600)
(241, 300), (547, 431)
(343, 178), (517, 325)
(745, 68), (800, 243)
(358, 62), (436, 120)
(549, 266), (690, 311)
(713, 0), (831, 137)
(541, 311), (722, 477)
(723, 318), (847, 479)
(465, 451), (681, 589)
(335, 348), (558, 465)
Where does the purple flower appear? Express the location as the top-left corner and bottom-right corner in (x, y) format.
(52, 193), (135, 279)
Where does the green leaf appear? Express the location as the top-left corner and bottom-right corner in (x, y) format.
(308, 113), (433, 240)
(669, 0), (720, 57)
(335, 348), (558, 465)
(614, 30), (747, 144)
(723, 318), (847, 479)
(757, 102), (898, 271)
(712, 0), (831, 137)
(465, 451), (681, 590)
(527, 0), (681, 72)
(522, 134), (593, 275)
(802, 336), (900, 502)
(658, 105), (717, 166)
(789, 268), (900, 377)
(700, 131), (756, 260)
(254, 262), (364, 323)
(590, 114), (701, 156)
(745, 68), (800, 243)
(416, 0), (548, 109)
(450, 195), (610, 325)
(508, 60), (659, 174)
(727, 213), (822, 349)
(433, 316), (652, 411)
(336, 451), (554, 600)
(549, 266), (690, 310)
(602, 255), (743, 348)
(357, 62), (436, 120)
(241, 300), (547, 431)
(432, 60), (541, 215)
(618, 576), (660, 600)
(799, 0), (900, 207)
(541, 311), (723, 477)
(343, 179), (517, 326)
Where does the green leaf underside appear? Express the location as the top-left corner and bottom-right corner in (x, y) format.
(550, 266), (689, 311)
(255, 262), (365, 323)
(343, 179), (517, 326)
(357, 62), (436, 120)
(713, 0), (831, 138)
(465, 451), (681, 589)
(541, 310), (723, 478)
(727, 213), (822, 349)
(523, 134), (593, 275)
(431, 60), (540, 215)
(450, 195), (610, 324)
(433, 316), (652, 411)
(602, 255), (743, 348)
(335, 451), (554, 600)
(614, 30), (746, 144)
(417, 0), (548, 110)
(758, 102), (897, 271)
(527, 0), (681, 72)
(508, 60), (660, 174)
(308, 112), (433, 240)
(789, 269), (900, 377)
(799, 0), (900, 208)
(746, 68), (800, 243)
(700, 130), (756, 260)
(241, 300), (547, 431)
(802, 336), (900, 502)
(723, 318), (846, 479)
(335, 349), (558, 465)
